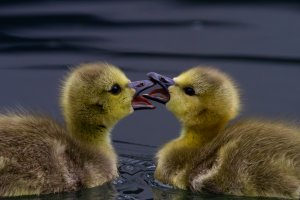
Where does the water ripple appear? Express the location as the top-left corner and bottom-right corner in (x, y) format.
(1, 43), (300, 66)
(0, 33), (107, 44)
(0, 14), (247, 30)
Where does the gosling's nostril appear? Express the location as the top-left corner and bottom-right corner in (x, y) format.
(159, 77), (168, 83)
(137, 82), (145, 87)
(128, 80), (155, 97)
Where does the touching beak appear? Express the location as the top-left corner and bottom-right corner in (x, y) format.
(143, 72), (174, 104)
(129, 80), (156, 110)
(146, 72), (175, 90)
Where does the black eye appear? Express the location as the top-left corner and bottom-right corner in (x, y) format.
(110, 84), (121, 95)
(183, 87), (196, 96)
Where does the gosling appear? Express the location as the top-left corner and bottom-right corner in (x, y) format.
(143, 67), (300, 199)
(0, 62), (153, 197)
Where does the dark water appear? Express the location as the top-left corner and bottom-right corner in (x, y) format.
(1, 0), (300, 199)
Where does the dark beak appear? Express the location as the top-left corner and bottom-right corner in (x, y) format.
(146, 72), (175, 89)
(143, 72), (174, 104)
(129, 80), (156, 110)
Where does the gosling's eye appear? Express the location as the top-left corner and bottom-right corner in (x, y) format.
(110, 84), (121, 95)
(183, 87), (196, 96)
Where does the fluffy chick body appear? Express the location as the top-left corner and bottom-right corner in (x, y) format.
(155, 67), (300, 199)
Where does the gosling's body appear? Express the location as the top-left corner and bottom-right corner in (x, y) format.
(156, 120), (300, 198)
(0, 63), (134, 197)
(0, 114), (117, 196)
(150, 67), (300, 199)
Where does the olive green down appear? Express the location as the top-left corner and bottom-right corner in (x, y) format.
(0, 62), (135, 196)
(154, 67), (300, 199)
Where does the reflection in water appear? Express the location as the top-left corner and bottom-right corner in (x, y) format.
(115, 155), (156, 199)
(4, 183), (117, 200)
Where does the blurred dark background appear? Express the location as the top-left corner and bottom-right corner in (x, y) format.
(1, 0), (300, 151)
(1, 1), (300, 199)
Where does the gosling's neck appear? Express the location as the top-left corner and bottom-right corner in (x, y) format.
(67, 121), (114, 151)
(178, 123), (225, 146)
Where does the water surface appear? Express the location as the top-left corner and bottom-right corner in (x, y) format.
(0, 0), (300, 199)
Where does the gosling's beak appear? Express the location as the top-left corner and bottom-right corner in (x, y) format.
(143, 72), (174, 104)
(146, 72), (175, 89)
(129, 80), (156, 110)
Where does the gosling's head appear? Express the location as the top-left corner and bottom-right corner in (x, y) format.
(144, 67), (240, 128)
(61, 62), (135, 131)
